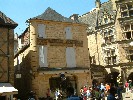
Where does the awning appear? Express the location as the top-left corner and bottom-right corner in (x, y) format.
(0, 83), (18, 96)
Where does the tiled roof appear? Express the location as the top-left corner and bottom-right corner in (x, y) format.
(31, 7), (80, 23)
(78, 9), (97, 32)
(79, 1), (117, 32)
(0, 11), (18, 28)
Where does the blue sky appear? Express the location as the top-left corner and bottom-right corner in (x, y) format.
(0, 0), (108, 35)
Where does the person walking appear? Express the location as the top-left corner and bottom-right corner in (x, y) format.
(107, 87), (116, 100)
(124, 81), (129, 92)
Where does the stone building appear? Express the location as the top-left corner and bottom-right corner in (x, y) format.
(79, 0), (133, 86)
(0, 11), (18, 99)
(14, 7), (91, 99)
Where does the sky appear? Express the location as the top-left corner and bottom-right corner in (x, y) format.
(0, 0), (108, 35)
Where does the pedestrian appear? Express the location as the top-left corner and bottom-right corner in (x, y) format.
(124, 81), (129, 92)
(66, 87), (80, 100)
(55, 90), (60, 100)
(105, 83), (110, 92)
(107, 87), (116, 100)
(100, 83), (105, 91)
(80, 87), (84, 98)
(129, 80), (132, 90)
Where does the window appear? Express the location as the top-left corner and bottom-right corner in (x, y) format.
(112, 56), (116, 64)
(110, 36), (114, 42)
(128, 4), (133, 10)
(39, 46), (48, 67)
(129, 10), (133, 16)
(65, 27), (72, 39)
(104, 49), (117, 65)
(66, 47), (76, 67)
(122, 12), (128, 17)
(124, 25), (130, 31)
(104, 32), (108, 37)
(38, 24), (46, 38)
(126, 32), (131, 39)
(131, 25), (133, 30)
(121, 5), (127, 11)
(109, 30), (113, 35)
(104, 18), (108, 24)
(104, 30), (115, 44)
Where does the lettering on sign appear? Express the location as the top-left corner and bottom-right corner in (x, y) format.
(37, 38), (83, 47)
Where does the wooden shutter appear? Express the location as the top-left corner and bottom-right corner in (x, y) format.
(65, 27), (72, 39)
(66, 47), (76, 67)
(39, 46), (48, 67)
(38, 24), (46, 38)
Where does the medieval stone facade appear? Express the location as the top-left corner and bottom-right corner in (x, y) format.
(79, 0), (133, 85)
(14, 7), (91, 99)
(0, 11), (18, 99)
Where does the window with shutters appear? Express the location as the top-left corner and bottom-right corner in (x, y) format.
(39, 46), (48, 67)
(66, 47), (76, 67)
(65, 27), (72, 39)
(38, 24), (46, 38)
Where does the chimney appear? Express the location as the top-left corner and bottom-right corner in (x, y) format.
(95, 0), (101, 8)
(69, 14), (79, 22)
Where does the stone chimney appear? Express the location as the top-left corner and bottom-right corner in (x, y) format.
(69, 14), (79, 22)
(95, 0), (101, 8)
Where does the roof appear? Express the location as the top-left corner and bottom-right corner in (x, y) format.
(0, 83), (18, 94)
(78, 9), (97, 33)
(30, 7), (80, 23)
(0, 11), (18, 29)
(79, 0), (117, 32)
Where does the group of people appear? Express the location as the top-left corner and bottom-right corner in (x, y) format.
(27, 80), (133, 100)
(79, 83), (122, 100)
(124, 80), (132, 92)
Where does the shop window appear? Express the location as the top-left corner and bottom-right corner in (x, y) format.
(126, 32), (131, 39)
